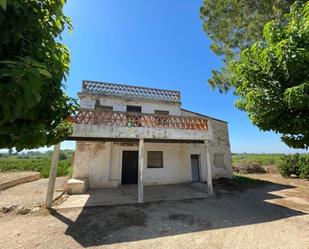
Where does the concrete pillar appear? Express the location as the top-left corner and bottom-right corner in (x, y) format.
(106, 142), (113, 180)
(46, 143), (61, 208)
(138, 138), (144, 203)
(204, 140), (214, 195)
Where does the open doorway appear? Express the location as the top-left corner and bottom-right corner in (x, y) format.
(121, 151), (138, 184)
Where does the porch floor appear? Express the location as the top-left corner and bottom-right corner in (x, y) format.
(56, 183), (209, 209)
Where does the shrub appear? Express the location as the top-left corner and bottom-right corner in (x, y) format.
(277, 154), (309, 179)
(233, 159), (267, 174)
(59, 152), (68, 160)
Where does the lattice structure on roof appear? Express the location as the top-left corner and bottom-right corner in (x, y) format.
(82, 80), (181, 102)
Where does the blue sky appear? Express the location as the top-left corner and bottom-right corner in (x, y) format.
(56, 0), (306, 154)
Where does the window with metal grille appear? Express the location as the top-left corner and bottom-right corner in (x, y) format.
(147, 151), (163, 168)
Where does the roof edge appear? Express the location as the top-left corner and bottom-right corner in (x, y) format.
(181, 108), (228, 124)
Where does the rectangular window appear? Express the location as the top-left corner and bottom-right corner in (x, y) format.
(147, 151), (163, 168)
(126, 105), (142, 113)
(95, 100), (113, 111)
(154, 110), (169, 115)
(126, 105), (142, 127)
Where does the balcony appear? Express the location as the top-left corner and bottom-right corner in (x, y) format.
(70, 110), (212, 141)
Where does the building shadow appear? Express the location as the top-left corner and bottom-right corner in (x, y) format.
(51, 179), (306, 247)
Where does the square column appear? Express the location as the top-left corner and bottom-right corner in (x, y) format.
(138, 138), (145, 203)
(46, 143), (61, 208)
(204, 140), (214, 195)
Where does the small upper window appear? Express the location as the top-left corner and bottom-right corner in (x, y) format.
(154, 110), (169, 115)
(126, 105), (142, 113)
(95, 100), (113, 111)
(147, 151), (163, 168)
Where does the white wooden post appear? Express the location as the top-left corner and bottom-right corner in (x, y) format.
(204, 140), (214, 195)
(46, 143), (61, 208)
(138, 138), (144, 203)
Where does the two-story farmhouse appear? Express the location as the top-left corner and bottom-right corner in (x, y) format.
(67, 80), (233, 202)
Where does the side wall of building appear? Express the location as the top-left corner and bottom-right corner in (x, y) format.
(181, 110), (233, 179)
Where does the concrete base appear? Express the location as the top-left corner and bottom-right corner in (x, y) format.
(57, 183), (209, 209)
(66, 179), (88, 195)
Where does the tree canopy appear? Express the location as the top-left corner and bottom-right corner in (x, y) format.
(0, 0), (77, 151)
(200, 0), (295, 92)
(229, 1), (309, 149)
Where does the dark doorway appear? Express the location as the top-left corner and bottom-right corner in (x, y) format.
(191, 154), (200, 182)
(122, 151), (138, 184)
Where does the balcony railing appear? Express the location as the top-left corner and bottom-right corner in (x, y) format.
(71, 110), (208, 131)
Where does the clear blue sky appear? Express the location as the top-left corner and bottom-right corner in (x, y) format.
(58, 0), (306, 154)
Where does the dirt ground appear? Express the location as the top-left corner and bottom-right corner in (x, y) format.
(0, 175), (308, 249)
(0, 171), (39, 184)
(0, 176), (68, 211)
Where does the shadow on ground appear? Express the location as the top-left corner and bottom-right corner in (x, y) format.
(52, 178), (306, 247)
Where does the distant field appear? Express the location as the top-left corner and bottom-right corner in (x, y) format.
(232, 154), (284, 166)
(0, 150), (73, 178)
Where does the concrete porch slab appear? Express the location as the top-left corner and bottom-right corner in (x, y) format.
(56, 183), (209, 209)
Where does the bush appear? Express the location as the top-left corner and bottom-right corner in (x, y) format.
(233, 159), (267, 174)
(59, 152), (68, 160)
(277, 154), (309, 179)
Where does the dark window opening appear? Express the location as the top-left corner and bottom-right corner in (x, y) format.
(126, 105), (142, 113)
(126, 105), (142, 127)
(95, 100), (113, 111)
(147, 151), (163, 168)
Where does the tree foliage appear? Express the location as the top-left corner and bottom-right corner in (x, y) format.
(200, 0), (294, 92)
(0, 0), (77, 151)
(229, 1), (309, 149)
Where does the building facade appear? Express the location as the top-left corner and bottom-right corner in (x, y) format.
(68, 80), (233, 201)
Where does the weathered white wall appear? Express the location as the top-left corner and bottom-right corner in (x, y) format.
(79, 94), (181, 115)
(181, 109), (233, 178)
(72, 141), (230, 188)
(72, 124), (212, 141)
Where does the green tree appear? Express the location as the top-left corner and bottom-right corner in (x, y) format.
(200, 0), (294, 92)
(229, 1), (309, 149)
(0, 0), (77, 151)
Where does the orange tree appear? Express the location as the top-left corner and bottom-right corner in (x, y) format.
(0, 0), (77, 151)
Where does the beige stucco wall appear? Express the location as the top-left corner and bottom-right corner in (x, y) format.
(72, 140), (232, 188)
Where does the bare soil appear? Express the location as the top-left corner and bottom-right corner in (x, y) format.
(0, 171), (39, 184)
(0, 174), (308, 249)
(0, 176), (68, 212)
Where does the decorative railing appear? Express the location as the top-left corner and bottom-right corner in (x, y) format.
(82, 80), (181, 102)
(71, 110), (208, 131)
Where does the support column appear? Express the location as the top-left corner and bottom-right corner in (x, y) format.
(138, 138), (144, 203)
(46, 143), (61, 208)
(204, 140), (214, 196)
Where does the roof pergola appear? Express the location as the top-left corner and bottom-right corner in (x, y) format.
(82, 80), (181, 102)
